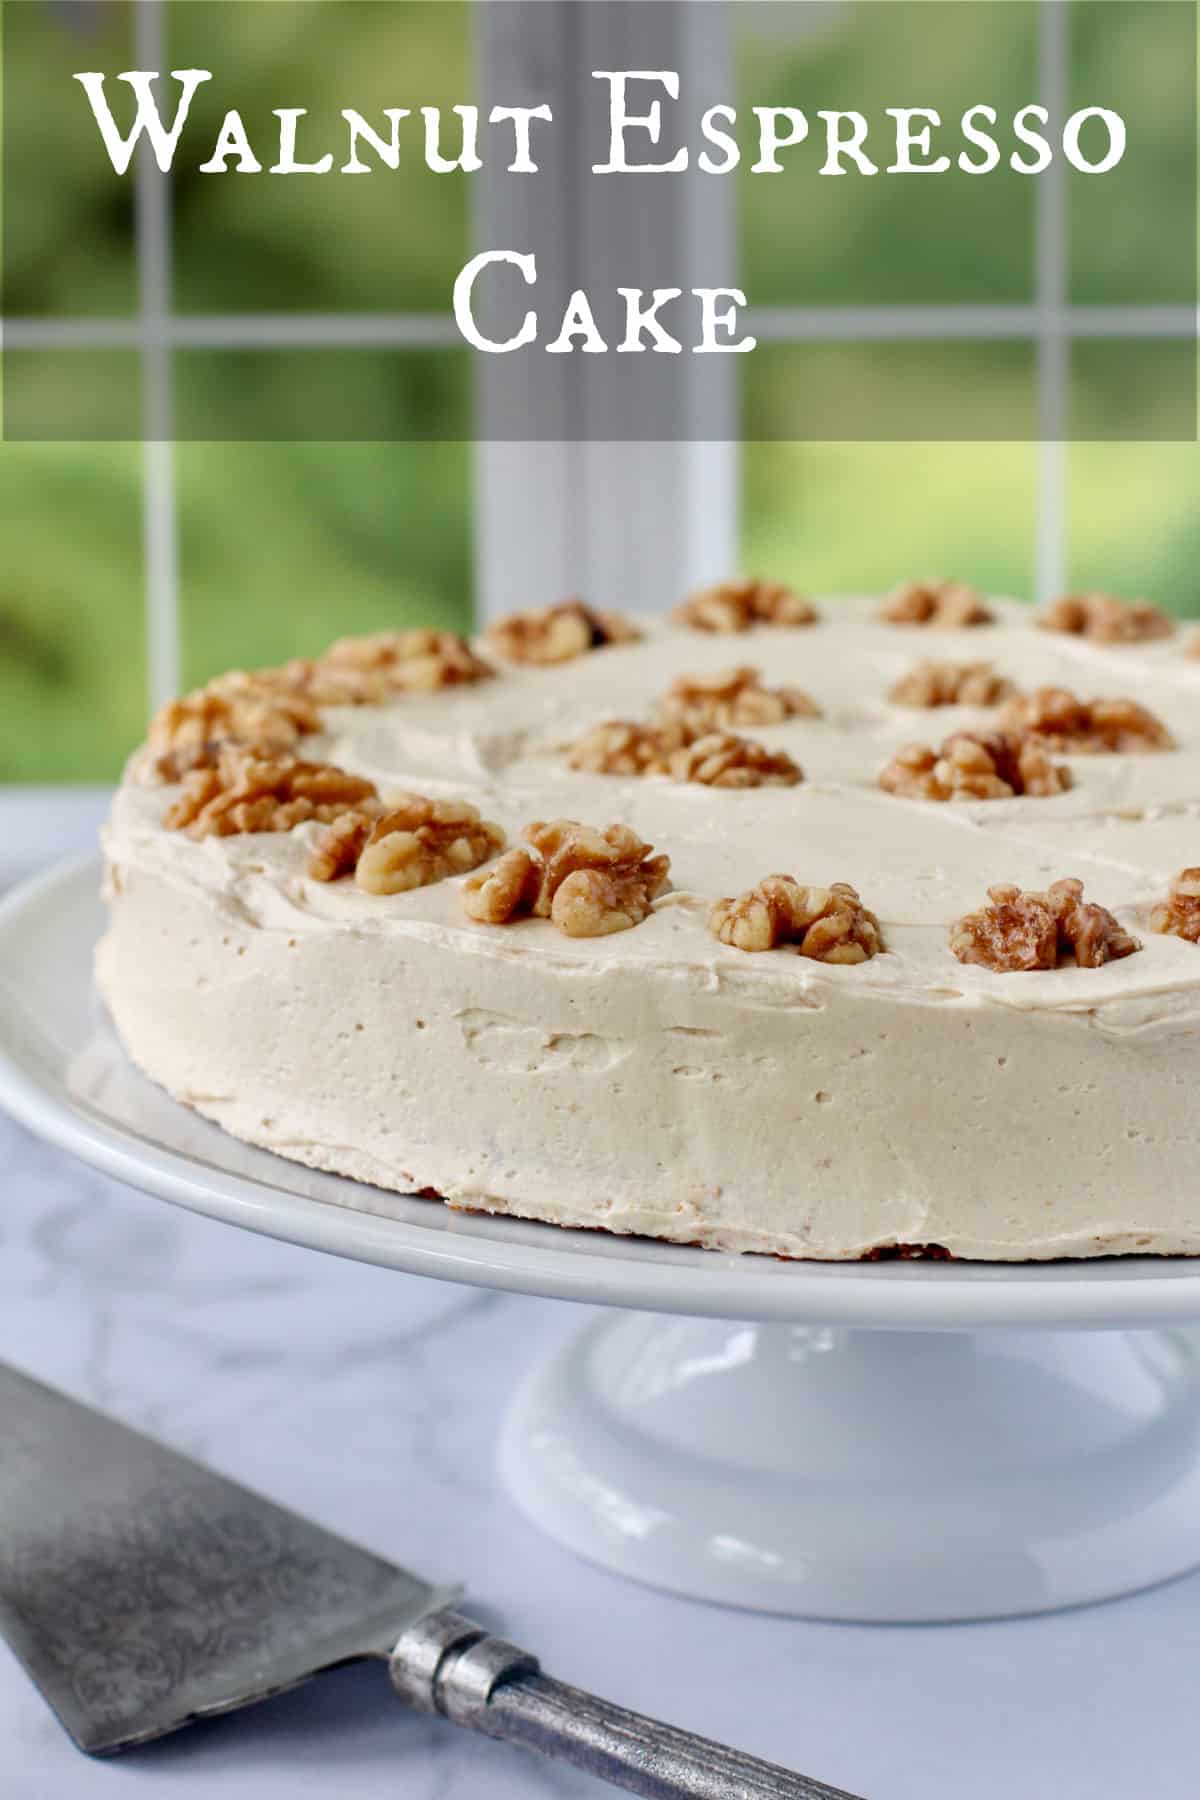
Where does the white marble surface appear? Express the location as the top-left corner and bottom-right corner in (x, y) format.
(3, 789), (1200, 1800)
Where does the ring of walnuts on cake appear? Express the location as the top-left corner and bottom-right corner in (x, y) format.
(672, 578), (818, 633)
(950, 879), (1141, 972)
(710, 876), (884, 964)
(462, 820), (671, 939)
(878, 579), (994, 628)
(1151, 869), (1200, 944)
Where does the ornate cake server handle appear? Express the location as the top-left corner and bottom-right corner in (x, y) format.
(392, 1608), (865, 1800)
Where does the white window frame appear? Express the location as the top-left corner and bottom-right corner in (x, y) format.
(2, 0), (1195, 714)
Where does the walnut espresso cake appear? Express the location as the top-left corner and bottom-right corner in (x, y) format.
(97, 583), (1200, 1261)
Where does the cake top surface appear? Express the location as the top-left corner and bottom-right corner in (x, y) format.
(107, 593), (1200, 1017)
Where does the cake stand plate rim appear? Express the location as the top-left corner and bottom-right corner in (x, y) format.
(4, 852), (1200, 1330)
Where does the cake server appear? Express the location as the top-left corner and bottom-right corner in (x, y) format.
(0, 1360), (861, 1799)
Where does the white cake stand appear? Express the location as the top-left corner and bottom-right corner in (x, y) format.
(5, 857), (1200, 1623)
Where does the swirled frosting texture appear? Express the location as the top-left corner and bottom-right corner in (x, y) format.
(97, 598), (1200, 1259)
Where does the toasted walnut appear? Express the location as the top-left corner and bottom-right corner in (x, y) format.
(998, 687), (1173, 753)
(657, 665), (821, 732)
(672, 579), (818, 633)
(1011, 737), (1075, 798)
(525, 821), (669, 916)
(306, 809), (381, 882)
(879, 580), (994, 627)
(567, 711), (800, 788)
(665, 731), (802, 789)
(322, 628), (493, 693)
(463, 820), (670, 938)
(950, 878), (1140, 972)
(710, 876), (883, 964)
(345, 796), (505, 895)
(147, 631), (492, 782)
(550, 870), (659, 938)
(164, 748), (378, 840)
(889, 661), (1015, 709)
(462, 848), (542, 923)
(1150, 868), (1200, 944)
(567, 719), (685, 777)
(879, 730), (1071, 802)
(147, 677), (322, 780)
(950, 884), (1059, 971)
(250, 657), (390, 708)
(486, 600), (639, 666)
(1037, 592), (1175, 643)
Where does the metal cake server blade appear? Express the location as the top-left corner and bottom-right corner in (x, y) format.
(0, 1362), (862, 1799)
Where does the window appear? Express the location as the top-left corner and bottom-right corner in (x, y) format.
(3, 0), (1195, 780)
(4, 0), (474, 778)
(735, 0), (1198, 611)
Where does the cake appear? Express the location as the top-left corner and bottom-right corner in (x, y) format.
(97, 584), (1200, 1260)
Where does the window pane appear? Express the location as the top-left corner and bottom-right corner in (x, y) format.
(1067, 0), (1196, 307)
(171, 344), (469, 440)
(3, 0), (138, 317)
(0, 445), (146, 781)
(743, 340), (1037, 443)
(175, 441), (473, 688)
(742, 342), (1037, 599)
(1067, 444), (1200, 622)
(736, 1), (1037, 309)
(742, 441), (1037, 601)
(168, 0), (473, 315)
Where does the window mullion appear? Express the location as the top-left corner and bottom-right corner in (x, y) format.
(136, 0), (182, 708)
(1034, 0), (1070, 604)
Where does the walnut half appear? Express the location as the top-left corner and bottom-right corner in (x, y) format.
(888, 661), (1015, 709)
(148, 676), (322, 781)
(711, 876), (883, 964)
(664, 731), (802, 789)
(879, 731), (1071, 802)
(321, 628), (494, 693)
(567, 717), (802, 788)
(1037, 592), (1175, 644)
(672, 579), (818, 633)
(1150, 868), (1200, 944)
(351, 797), (505, 895)
(486, 600), (640, 666)
(950, 878), (1140, 972)
(658, 665), (821, 732)
(567, 719), (686, 778)
(879, 580), (994, 628)
(463, 820), (670, 938)
(164, 747), (378, 840)
(998, 688), (1173, 754)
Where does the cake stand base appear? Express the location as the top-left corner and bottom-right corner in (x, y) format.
(499, 1313), (1200, 1620)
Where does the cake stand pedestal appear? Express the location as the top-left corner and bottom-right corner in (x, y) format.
(500, 1314), (1200, 1619)
(6, 859), (1200, 1625)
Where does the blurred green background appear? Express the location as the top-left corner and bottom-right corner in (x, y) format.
(1, 0), (1196, 780)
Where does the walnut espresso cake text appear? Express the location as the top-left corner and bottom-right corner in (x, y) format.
(98, 589), (1200, 1261)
